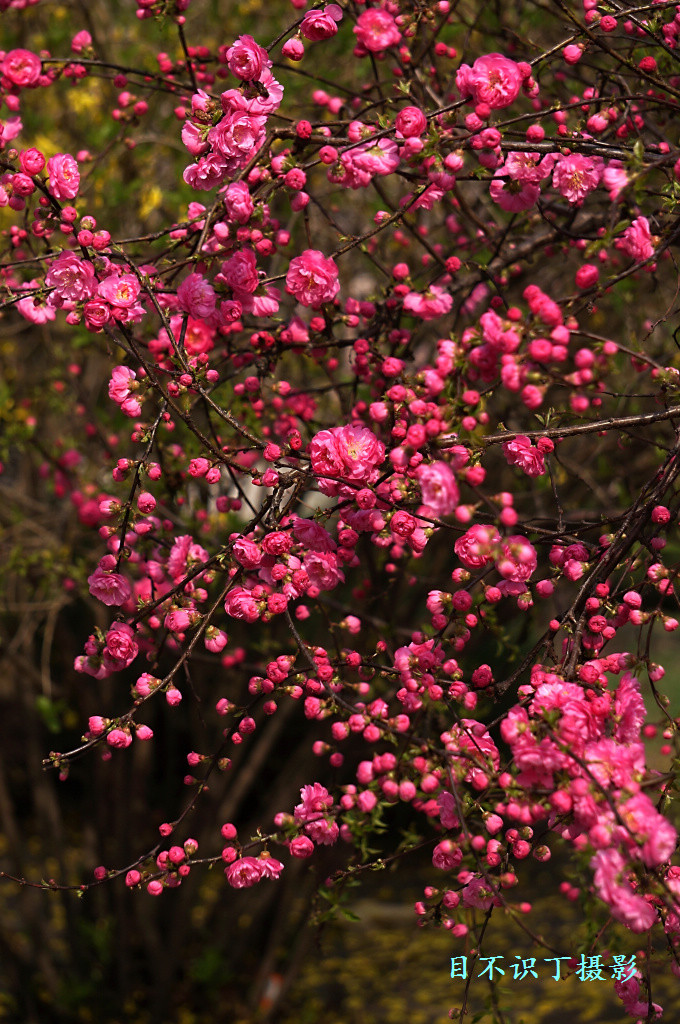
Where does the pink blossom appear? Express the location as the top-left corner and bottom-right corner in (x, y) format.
(98, 274), (141, 309)
(224, 587), (260, 622)
(620, 793), (677, 867)
(291, 516), (336, 552)
(218, 248), (259, 298)
(403, 284), (452, 320)
(46, 251), (97, 305)
(289, 835), (314, 858)
(102, 623), (138, 672)
(489, 174), (539, 212)
(432, 839), (462, 871)
(294, 782), (333, 822)
(309, 424), (385, 494)
(301, 5), (343, 42)
(2, 49), (41, 87)
(354, 9), (401, 52)
(455, 525), (501, 569)
(552, 153), (602, 204)
(457, 54), (523, 109)
(613, 671), (646, 743)
(87, 567), (132, 607)
(15, 281), (56, 324)
(502, 436), (546, 476)
(225, 35), (270, 81)
(416, 461), (459, 516)
(395, 106), (427, 138)
(496, 535), (537, 582)
(302, 551), (345, 591)
(107, 728), (132, 749)
(286, 250), (340, 309)
(615, 216), (655, 263)
(177, 272), (216, 319)
(258, 853), (284, 879)
(183, 152), (229, 191)
(223, 181), (253, 223)
(226, 857), (263, 888)
(602, 159), (628, 200)
(0, 115), (22, 147)
(46, 153), (80, 201)
(208, 110), (267, 171)
(438, 791), (459, 829)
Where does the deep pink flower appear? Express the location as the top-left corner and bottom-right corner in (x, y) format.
(503, 436), (546, 476)
(226, 857), (263, 888)
(457, 54), (523, 109)
(219, 249), (259, 295)
(102, 623), (138, 672)
(309, 424), (385, 493)
(395, 106), (427, 138)
(301, 5), (343, 41)
(46, 153), (80, 200)
(354, 9), (401, 52)
(496, 535), (537, 582)
(615, 217), (655, 263)
(2, 49), (41, 87)
(302, 551), (344, 591)
(223, 181), (253, 223)
(286, 250), (340, 309)
(177, 272), (216, 319)
(224, 587), (260, 622)
(225, 35), (270, 81)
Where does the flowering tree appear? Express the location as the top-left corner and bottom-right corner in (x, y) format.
(2, 0), (680, 1019)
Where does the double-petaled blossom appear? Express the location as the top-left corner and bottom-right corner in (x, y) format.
(454, 525), (501, 569)
(403, 284), (453, 320)
(46, 153), (79, 200)
(176, 272), (216, 319)
(353, 9), (401, 52)
(502, 435), (548, 477)
(309, 424), (385, 494)
(456, 53), (523, 109)
(301, 4), (343, 41)
(285, 249), (340, 308)
(552, 153), (602, 204)
(2, 49), (41, 87)
(615, 217), (655, 263)
(225, 35), (270, 80)
(46, 251), (96, 305)
(416, 461), (459, 516)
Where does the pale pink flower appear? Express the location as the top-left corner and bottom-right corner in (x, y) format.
(489, 174), (539, 212)
(416, 461), (459, 516)
(15, 281), (56, 324)
(552, 153), (602, 204)
(402, 284), (452, 320)
(354, 9), (401, 52)
(46, 153), (80, 200)
(258, 854), (284, 879)
(87, 567), (132, 607)
(602, 158), (628, 200)
(301, 5), (343, 41)
(98, 274), (141, 309)
(225, 35), (270, 81)
(176, 272), (216, 319)
(0, 115), (22, 146)
(46, 252), (96, 305)
(285, 249), (340, 309)
(457, 54), (523, 109)
(615, 216), (655, 262)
